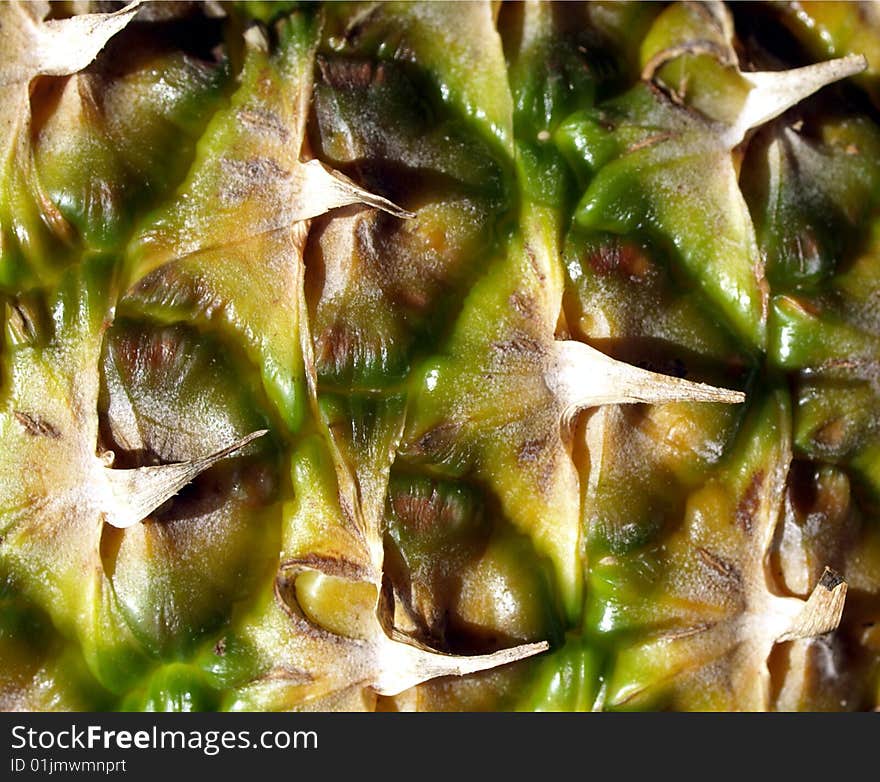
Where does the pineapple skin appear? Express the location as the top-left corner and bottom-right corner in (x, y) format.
(0, 0), (878, 712)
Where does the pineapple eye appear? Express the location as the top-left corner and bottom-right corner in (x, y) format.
(305, 54), (511, 386)
(0, 590), (113, 711)
(384, 474), (559, 650)
(740, 116), (880, 293)
(96, 319), (281, 657)
(32, 44), (231, 255)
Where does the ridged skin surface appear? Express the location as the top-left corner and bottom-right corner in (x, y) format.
(0, 1), (878, 712)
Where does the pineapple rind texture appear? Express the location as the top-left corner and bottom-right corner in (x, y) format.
(0, 0), (878, 712)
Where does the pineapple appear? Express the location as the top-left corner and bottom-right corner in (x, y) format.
(0, 0), (878, 712)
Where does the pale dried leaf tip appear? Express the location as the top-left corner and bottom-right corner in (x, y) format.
(203, 1), (227, 18)
(30, 0), (142, 77)
(294, 159), (415, 221)
(549, 340), (745, 416)
(776, 567), (847, 643)
(101, 429), (268, 528)
(725, 55), (867, 147)
(243, 24), (269, 53)
(371, 634), (549, 696)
